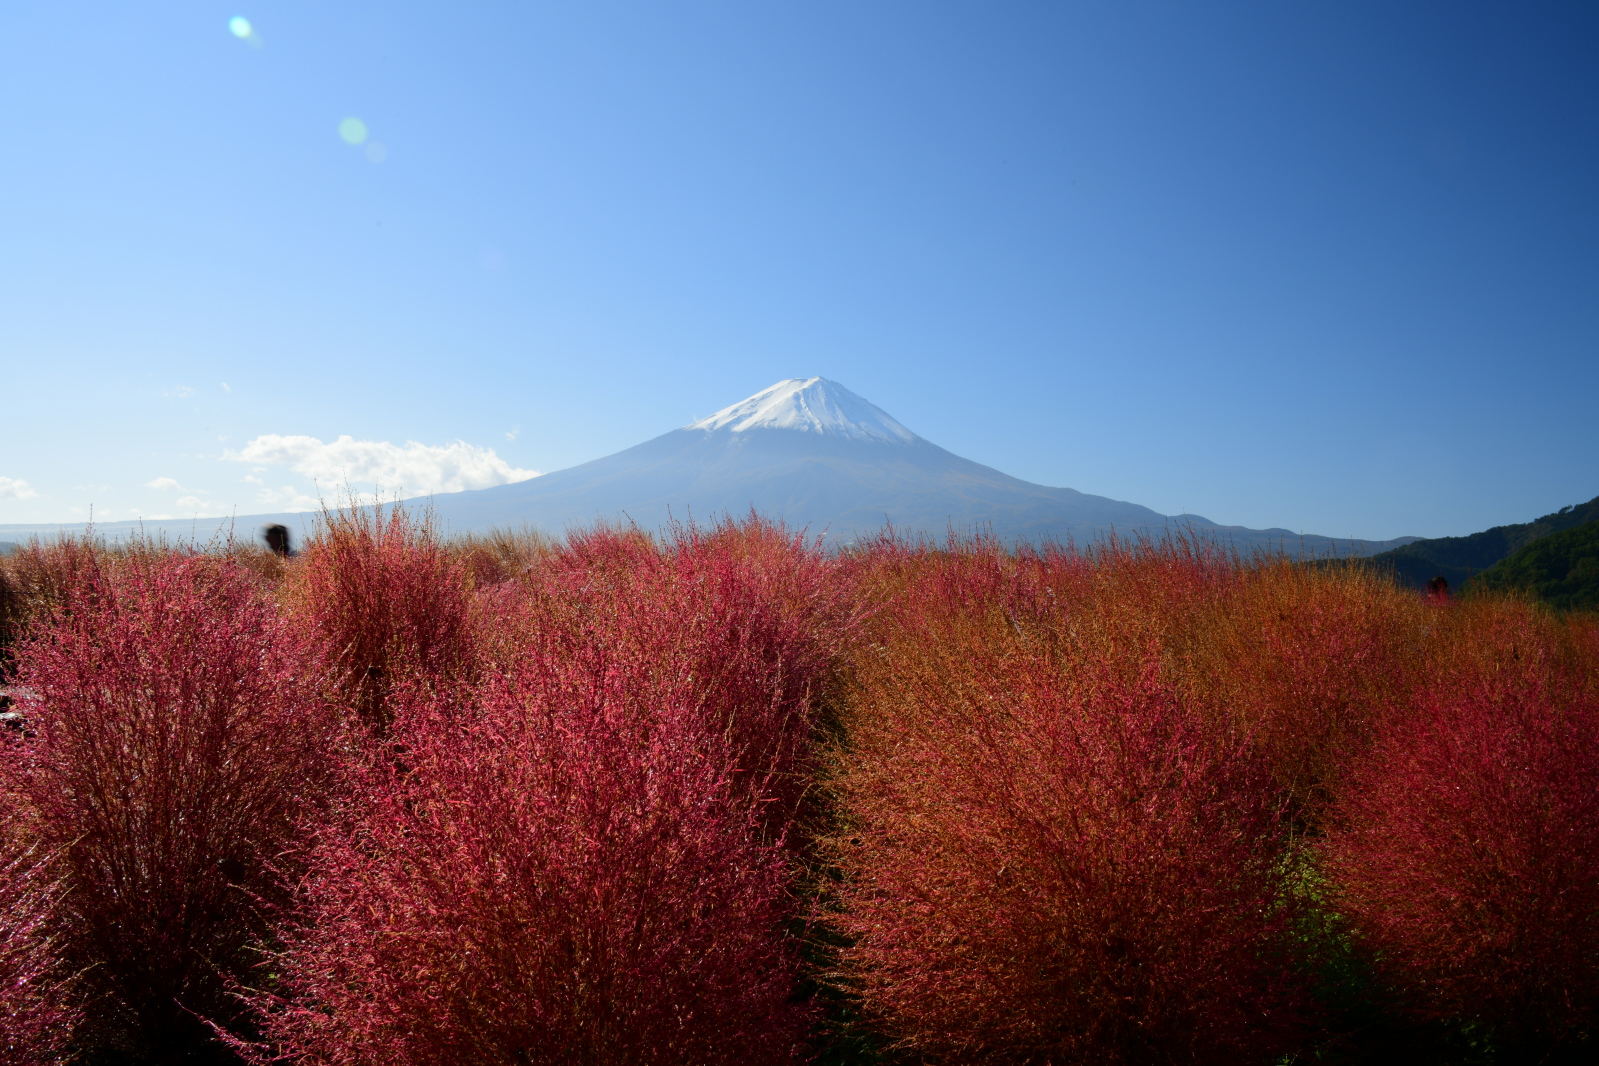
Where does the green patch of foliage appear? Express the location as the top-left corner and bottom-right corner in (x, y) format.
(1468, 520), (1599, 612)
(1365, 495), (1599, 591)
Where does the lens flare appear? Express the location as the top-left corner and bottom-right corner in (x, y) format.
(229, 16), (253, 38)
(338, 118), (369, 146)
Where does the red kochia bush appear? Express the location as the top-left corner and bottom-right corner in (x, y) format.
(6, 551), (338, 1059)
(1324, 659), (1599, 1052)
(252, 646), (813, 1064)
(250, 519), (838, 1065)
(0, 842), (77, 1066)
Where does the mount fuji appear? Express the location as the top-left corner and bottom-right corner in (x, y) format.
(411, 377), (1409, 554)
(0, 378), (1418, 555)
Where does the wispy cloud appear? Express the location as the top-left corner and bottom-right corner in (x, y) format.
(164, 386), (195, 399)
(227, 435), (540, 496)
(253, 485), (323, 512)
(0, 476), (39, 500)
(146, 477), (183, 491)
(171, 496), (230, 516)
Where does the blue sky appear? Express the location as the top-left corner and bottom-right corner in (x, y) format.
(2, 1), (1595, 538)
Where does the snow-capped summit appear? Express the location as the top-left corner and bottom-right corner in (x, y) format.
(687, 377), (921, 445)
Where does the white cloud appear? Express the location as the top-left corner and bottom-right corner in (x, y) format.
(0, 476), (39, 500)
(146, 477), (183, 491)
(165, 385), (195, 399)
(228, 434), (540, 495)
(505, 425), (520, 441)
(221, 382), (231, 393)
(254, 485), (323, 512)
(176, 496), (206, 509)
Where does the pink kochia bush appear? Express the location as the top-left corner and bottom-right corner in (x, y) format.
(1324, 657), (1599, 1052)
(253, 672), (810, 1065)
(0, 842), (77, 1066)
(4, 550), (338, 1059)
(532, 520), (849, 832)
(250, 523), (839, 1065)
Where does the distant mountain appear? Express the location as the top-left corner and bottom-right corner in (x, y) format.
(1468, 520), (1599, 611)
(1363, 495), (1599, 590)
(0, 378), (1418, 555)
(403, 378), (1412, 555)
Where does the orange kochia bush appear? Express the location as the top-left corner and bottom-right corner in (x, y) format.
(1174, 559), (1431, 816)
(284, 504), (476, 730)
(828, 541), (1309, 1065)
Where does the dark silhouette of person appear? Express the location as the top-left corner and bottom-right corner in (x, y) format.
(264, 524), (295, 558)
(1427, 575), (1450, 597)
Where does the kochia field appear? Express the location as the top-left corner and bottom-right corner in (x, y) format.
(3, 510), (1597, 1066)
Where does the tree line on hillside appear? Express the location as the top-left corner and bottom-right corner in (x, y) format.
(1365, 495), (1599, 609)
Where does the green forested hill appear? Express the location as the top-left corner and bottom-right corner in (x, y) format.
(1363, 495), (1599, 590)
(1468, 520), (1599, 611)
